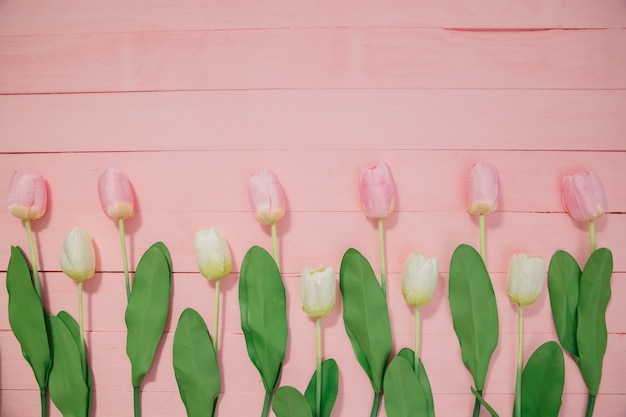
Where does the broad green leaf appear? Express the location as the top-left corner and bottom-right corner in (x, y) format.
(5, 246), (51, 388)
(273, 386), (313, 417)
(126, 242), (173, 387)
(519, 341), (564, 417)
(397, 348), (434, 417)
(173, 308), (220, 417)
(449, 244), (499, 391)
(239, 246), (288, 393)
(383, 356), (428, 417)
(578, 248), (613, 395)
(48, 313), (90, 417)
(339, 248), (391, 393)
(547, 250), (581, 361)
(304, 359), (339, 417)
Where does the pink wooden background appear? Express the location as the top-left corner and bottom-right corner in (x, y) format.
(1, 1), (625, 415)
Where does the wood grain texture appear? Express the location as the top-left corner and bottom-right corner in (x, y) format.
(1, 28), (625, 94)
(2, 90), (625, 152)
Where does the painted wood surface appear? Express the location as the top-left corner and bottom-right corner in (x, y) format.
(1, 0), (625, 416)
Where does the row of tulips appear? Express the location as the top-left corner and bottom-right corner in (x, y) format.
(5, 162), (612, 417)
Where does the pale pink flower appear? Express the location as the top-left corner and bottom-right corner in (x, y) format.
(98, 168), (135, 220)
(467, 161), (500, 215)
(562, 170), (607, 222)
(248, 169), (287, 225)
(7, 170), (47, 220)
(359, 162), (396, 218)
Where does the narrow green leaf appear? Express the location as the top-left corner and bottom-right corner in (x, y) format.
(239, 246), (288, 393)
(519, 341), (564, 417)
(125, 242), (173, 387)
(304, 359), (339, 417)
(339, 248), (391, 393)
(547, 250), (581, 361)
(48, 313), (90, 417)
(273, 386), (313, 417)
(449, 244), (499, 391)
(5, 246), (51, 388)
(397, 348), (435, 417)
(470, 387), (500, 417)
(173, 308), (220, 417)
(578, 248), (613, 395)
(383, 356), (428, 417)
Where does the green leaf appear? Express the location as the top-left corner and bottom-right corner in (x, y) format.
(577, 248), (613, 395)
(125, 242), (173, 387)
(547, 250), (581, 361)
(304, 359), (339, 417)
(470, 387), (500, 417)
(397, 348), (435, 417)
(173, 308), (220, 417)
(383, 356), (428, 417)
(519, 341), (564, 417)
(5, 246), (51, 388)
(273, 386), (313, 417)
(239, 246), (288, 393)
(448, 244), (499, 391)
(48, 313), (91, 417)
(339, 248), (392, 393)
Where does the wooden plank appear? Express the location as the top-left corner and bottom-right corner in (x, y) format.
(0, 0), (625, 36)
(2, 90), (625, 152)
(1, 28), (625, 94)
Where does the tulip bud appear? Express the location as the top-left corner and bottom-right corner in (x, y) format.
(467, 161), (500, 215)
(195, 228), (232, 280)
(562, 170), (607, 222)
(359, 162), (396, 219)
(401, 252), (439, 307)
(300, 266), (336, 318)
(248, 169), (287, 225)
(507, 253), (545, 306)
(60, 228), (96, 282)
(97, 168), (135, 220)
(7, 170), (47, 221)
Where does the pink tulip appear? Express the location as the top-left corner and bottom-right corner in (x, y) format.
(562, 170), (607, 222)
(7, 170), (47, 220)
(248, 169), (287, 225)
(359, 162), (396, 218)
(467, 161), (500, 215)
(98, 168), (135, 220)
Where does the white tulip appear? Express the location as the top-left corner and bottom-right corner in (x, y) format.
(300, 266), (336, 318)
(195, 228), (232, 280)
(60, 228), (96, 282)
(401, 252), (439, 307)
(507, 254), (545, 306)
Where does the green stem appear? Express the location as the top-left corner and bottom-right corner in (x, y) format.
(515, 305), (523, 417)
(214, 278), (221, 354)
(414, 306), (420, 379)
(261, 390), (271, 417)
(40, 387), (47, 417)
(472, 391), (482, 417)
(134, 386), (141, 417)
(25, 219), (42, 298)
(119, 218), (131, 301)
(585, 394), (596, 417)
(316, 318), (322, 417)
(479, 214), (486, 262)
(378, 218), (387, 298)
(78, 281), (87, 382)
(589, 220), (596, 253)
(271, 221), (279, 268)
(370, 391), (381, 417)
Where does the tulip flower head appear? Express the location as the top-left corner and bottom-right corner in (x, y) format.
(359, 162), (396, 219)
(507, 253), (545, 306)
(248, 169), (287, 225)
(98, 168), (135, 220)
(562, 170), (607, 222)
(195, 227), (232, 280)
(467, 161), (500, 215)
(300, 266), (336, 318)
(401, 252), (439, 307)
(60, 228), (96, 282)
(7, 170), (47, 221)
